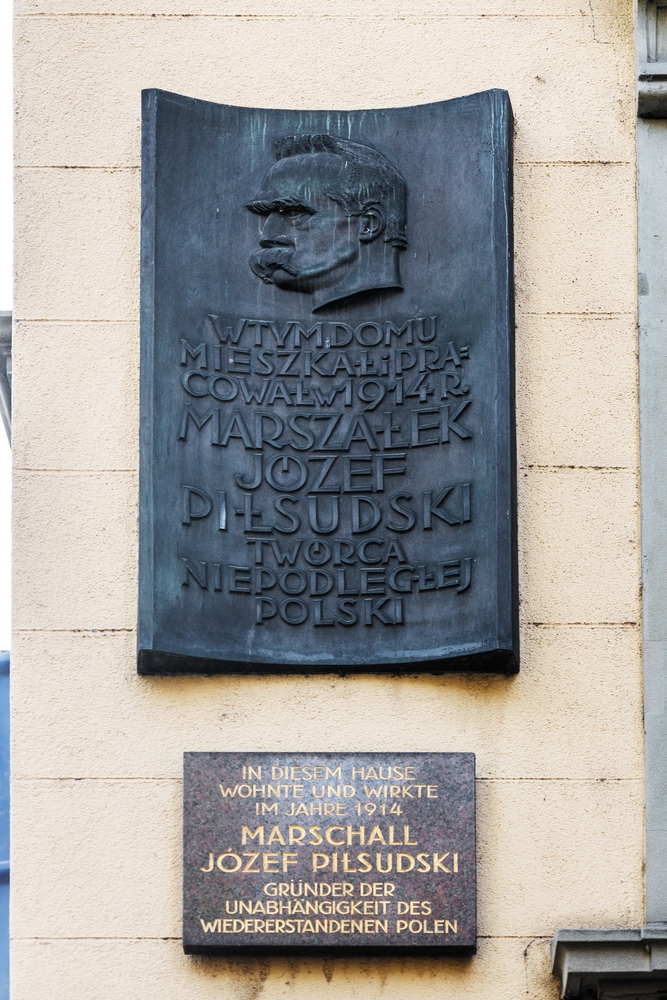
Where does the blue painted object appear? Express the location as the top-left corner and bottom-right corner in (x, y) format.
(0, 651), (10, 998)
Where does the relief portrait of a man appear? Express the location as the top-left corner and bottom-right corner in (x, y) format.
(246, 134), (408, 312)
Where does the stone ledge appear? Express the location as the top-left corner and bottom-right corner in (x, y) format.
(552, 928), (667, 998)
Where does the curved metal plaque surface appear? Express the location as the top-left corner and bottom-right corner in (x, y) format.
(139, 88), (517, 674)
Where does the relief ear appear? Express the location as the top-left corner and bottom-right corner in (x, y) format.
(358, 206), (386, 243)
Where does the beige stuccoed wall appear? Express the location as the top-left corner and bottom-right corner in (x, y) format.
(11, 0), (641, 996)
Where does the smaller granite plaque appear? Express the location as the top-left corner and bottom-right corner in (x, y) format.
(183, 752), (476, 954)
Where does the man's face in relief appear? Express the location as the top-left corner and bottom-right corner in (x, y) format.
(248, 153), (380, 297)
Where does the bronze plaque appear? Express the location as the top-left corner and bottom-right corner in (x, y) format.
(183, 752), (476, 954)
(139, 88), (517, 674)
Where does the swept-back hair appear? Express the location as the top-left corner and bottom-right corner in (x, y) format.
(248, 133), (408, 249)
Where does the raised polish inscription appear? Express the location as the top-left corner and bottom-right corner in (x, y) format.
(177, 314), (473, 628)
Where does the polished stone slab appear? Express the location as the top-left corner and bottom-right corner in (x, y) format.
(183, 752), (476, 954)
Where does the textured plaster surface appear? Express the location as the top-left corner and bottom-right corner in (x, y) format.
(10, 628), (642, 781)
(11, 936), (558, 1000)
(12, 0), (641, 995)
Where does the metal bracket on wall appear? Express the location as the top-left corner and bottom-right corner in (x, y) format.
(637, 0), (667, 116)
(552, 929), (667, 999)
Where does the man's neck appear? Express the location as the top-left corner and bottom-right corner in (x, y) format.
(312, 251), (403, 312)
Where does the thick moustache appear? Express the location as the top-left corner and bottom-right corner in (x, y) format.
(250, 247), (300, 283)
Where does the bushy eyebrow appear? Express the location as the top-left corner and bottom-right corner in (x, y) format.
(246, 196), (316, 216)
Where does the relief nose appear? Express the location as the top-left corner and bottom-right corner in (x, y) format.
(259, 212), (292, 247)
